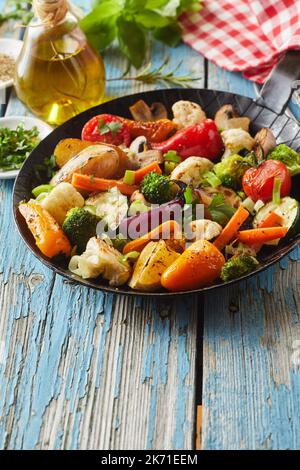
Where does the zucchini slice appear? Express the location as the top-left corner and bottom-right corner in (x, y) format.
(253, 196), (300, 239)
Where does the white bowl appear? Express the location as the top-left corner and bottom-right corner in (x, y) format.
(0, 116), (53, 179)
(0, 38), (23, 90)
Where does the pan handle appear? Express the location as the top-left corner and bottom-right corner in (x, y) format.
(256, 50), (300, 115)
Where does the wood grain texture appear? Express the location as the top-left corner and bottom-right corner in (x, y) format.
(202, 63), (300, 450)
(0, 0), (204, 450)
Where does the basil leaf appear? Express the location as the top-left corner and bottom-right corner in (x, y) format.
(135, 10), (171, 28)
(80, 1), (122, 50)
(117, 17), (146, 69)
(98, 119), (123, 136)
(155, 0), (180, 17)
(125, 0), (148, 9)
(146, 0), (170, 8)
(153, 21), (182, 47)
(107, 121), (123, 136)
(208, 194), (236, 227)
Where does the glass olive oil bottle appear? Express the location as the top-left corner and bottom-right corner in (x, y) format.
(15, 1), (105, 126)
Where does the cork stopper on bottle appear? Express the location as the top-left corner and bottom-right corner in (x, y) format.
(33, 0), (69, 26)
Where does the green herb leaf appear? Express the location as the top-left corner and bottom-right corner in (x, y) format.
(108, 121), (123, 135)
(117, 16), (147, 69)
(125, 0), (148, 9)
(153, 21), (182, 47)
(135, 10), (171, 28)
(80, 1), (122, 50)
(108, 58), (201, 88)
(0, 124), (39, 172)
(82, 0), (202, 68)
(146, 0), (170, 9)
(98, 118), (123, 136)
(208, 194), (236, 227)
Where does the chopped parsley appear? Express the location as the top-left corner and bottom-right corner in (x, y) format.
(208, 194), (236, 227)
(0, 124), (39, 172)
(98, 118), (123, 136)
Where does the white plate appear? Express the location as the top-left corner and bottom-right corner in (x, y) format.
(0, 116), (53, 179)
(0, 38), (23, 90)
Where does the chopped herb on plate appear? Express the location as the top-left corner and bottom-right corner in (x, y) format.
(0, 124), (39, 172)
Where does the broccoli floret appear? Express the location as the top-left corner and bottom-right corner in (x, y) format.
(140, 171), (178, 204)
(220, 254), (259, 282)
(268, 144), (300, 176)
(62, 207), (100, 254)
(214, 154), (254, 189)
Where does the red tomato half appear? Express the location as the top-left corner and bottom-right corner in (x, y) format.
(82, 114), (131, 146)
(242, 159), (291, 202)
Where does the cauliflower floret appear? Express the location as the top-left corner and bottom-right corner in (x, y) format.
(189, 219), (222, 242)
(69, 237), (131, 286)
(41, 182), (84, 225)
(85, 187), (128, 230)
(172, 100), (206, 129)
(170, 156), (213, 186)
(221, 128), (254, 159)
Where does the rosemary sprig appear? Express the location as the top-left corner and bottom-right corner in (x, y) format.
(108, 59), (201, 89)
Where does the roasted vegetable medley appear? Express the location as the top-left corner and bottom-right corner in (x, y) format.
(18, 99), (300, 292)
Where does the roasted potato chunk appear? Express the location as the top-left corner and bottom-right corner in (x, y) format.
(54, 138), (93, 168)
(129, 240), (180, 292)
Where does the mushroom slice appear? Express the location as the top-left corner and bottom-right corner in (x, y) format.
(215, 105), (251, 131)
(253, 128), (276, 162)
(129, 136), (148, 154)
(127, 149), (164, 170)
(215, 104), (238, 129)
(129, 99), (167, 121)
(150, 102), (168, 120)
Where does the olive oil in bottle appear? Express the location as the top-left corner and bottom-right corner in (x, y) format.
(15, 0), (105, 126)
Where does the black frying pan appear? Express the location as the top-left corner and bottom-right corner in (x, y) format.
(13, 52), (300, 297)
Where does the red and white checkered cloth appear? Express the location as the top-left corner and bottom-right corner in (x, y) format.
(180, 0), (300, 83)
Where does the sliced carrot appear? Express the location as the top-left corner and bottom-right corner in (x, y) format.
(71, 173), (138, 196)
(19, 201), (71, 258)
(123, 220), (182, 255)
(237, 227), (288, 245)
(259, 211), (283, 229)
(253, 211), (283, 252)
(134, 161), (162, 184)
(213, 205), (249, 251)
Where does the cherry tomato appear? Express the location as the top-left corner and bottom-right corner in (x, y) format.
(242, 159), (291, 202)
(82, 114), (131, 146)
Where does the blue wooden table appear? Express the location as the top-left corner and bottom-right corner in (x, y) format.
(1, 1), (300, 450)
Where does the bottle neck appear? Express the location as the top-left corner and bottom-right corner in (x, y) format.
(33, 0), (69, 26)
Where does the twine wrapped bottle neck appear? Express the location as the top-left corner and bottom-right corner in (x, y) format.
(32, 0), (69, 26)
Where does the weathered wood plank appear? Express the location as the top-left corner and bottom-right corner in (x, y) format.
(202, 63), (300, 450)
(0, 0), (203, 449)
